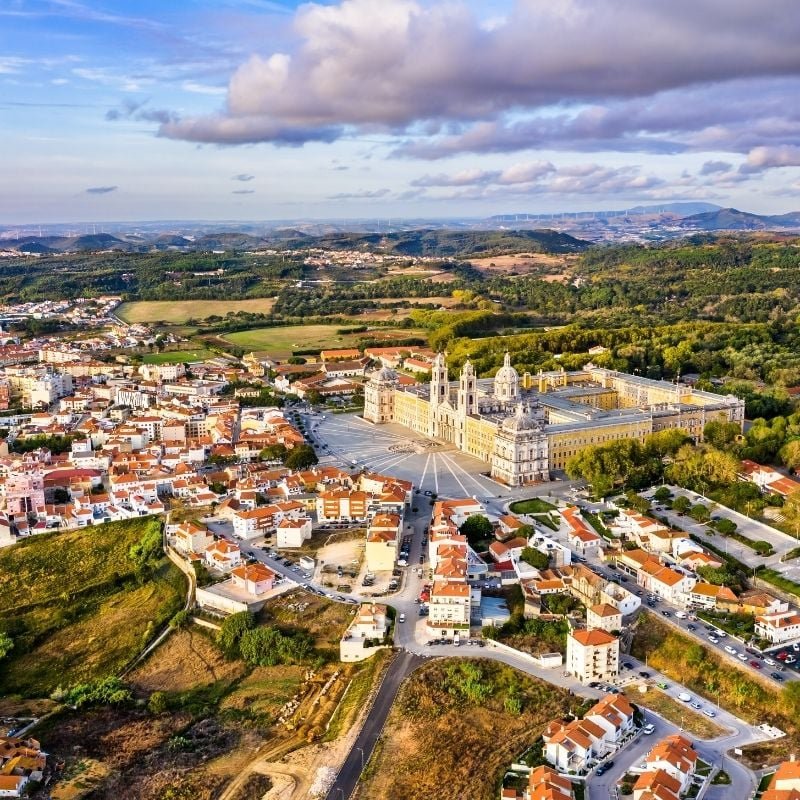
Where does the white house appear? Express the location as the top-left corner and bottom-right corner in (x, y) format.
(276, 517), (313, 548)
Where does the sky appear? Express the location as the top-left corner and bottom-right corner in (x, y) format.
(3, 0), (800, 223)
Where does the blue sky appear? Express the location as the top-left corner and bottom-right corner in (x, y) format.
(2, 0), (800, 223)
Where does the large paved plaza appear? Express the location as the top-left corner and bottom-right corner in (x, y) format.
(307, 411), (574, 503)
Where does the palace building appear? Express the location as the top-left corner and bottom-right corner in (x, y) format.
(363, 353), (745, 486)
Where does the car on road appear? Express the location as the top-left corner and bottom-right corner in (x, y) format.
(702, 708), (717, 718)
(638, 671), (650, 678)
(656, 681), (668, 690)
(690, 701), (702, 710)
(643, 724), (655, 735)
(787, 655), (797, 664)
(622, 661), (633, 670)
(661, 610), (671, 617)
(595, 760), (614, 776)
(750, 660), (762, 669)
(677, 692), (692, 703)
(764, 657), (776, 666)
(737, 653), (748, 661)
(708, 635), (719, 644)
(687, 624), (696, 631)
(724, 646), (737, 655)
(777, 651), (788, 660)
(398, 613), (406, 623)
(772, 672), (785, 681)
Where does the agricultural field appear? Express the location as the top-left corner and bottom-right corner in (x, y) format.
(0, 517), (185, 697)
(355, 658), (587, 800)
(117, 298), (276, 324)
(142, 348), (218, 364)
(221, 324), (425, 358)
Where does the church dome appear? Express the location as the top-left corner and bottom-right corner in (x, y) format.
(494, 352), (519, 384)
(374, 366), (398, 383)
(502, 403), (537, 433)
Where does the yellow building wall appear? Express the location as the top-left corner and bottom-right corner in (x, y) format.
(393, 391), (430, 436)
(547, 419), (653, 471)
(463, 415), (497, 462)
(365, 541), (396, 572)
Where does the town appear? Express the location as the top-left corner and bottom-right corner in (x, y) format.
(1, 297), (800, 800)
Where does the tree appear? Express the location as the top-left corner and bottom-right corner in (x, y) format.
(780, 439), (800, 472)
(0, 632), (13, 662)
(459, 515), (494, 546)
(216, 611), (255, 657)
(703, 420), (741, 451)
(520, 546), (549, 570)
(625, 491), (651, 514)
(672, 495), (691, 513)
(689, 503), (711, 523)
(260, 443), (288, 462)
(306, 389), (323, 405)
(284, 444), (318, 470)
(653, 486), (672, 503)
(713, 518), (737, 535)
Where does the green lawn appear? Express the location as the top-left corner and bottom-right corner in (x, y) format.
(509, 497), (557, 515)
(222, 324), (425, 358)
(0, 517), (185, 697)
(142, 348), (217, 364)
(117, 298), (276, 324)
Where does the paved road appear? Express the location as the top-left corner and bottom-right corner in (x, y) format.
(325, 650), (426, 800)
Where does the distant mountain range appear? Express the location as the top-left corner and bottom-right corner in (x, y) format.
(2, 204), (800, 253)
(675, 207), (800, 231)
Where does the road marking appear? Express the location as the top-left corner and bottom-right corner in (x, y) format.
(433, 454), (439, 495)
(439, 451), (497, 495)
(439, 451), (472, 497)
(419, 452), (431, 489)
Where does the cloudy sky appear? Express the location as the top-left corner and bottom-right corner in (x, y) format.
(3, 0), (800, 223)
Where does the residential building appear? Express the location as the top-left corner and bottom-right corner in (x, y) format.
(427, 580), (471, 637)
(365, 513), (401, 571)
(762, 758), (800, 800)
(566, 628), (619, 684)
(502, 766), (575, 800)
(173, 521), (213, 556)
(204, 539), (242, 572)
(276, 516), (312, 548)
(230, 563), (276, 596)
(340, 602), (390, 662)
(586, 603), (622, 632)
(755, 601), (800, 644)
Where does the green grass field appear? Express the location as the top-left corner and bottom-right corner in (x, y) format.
(509, 497), (557, 515)
(142, 348), (217, 364)
(222, 324), (425, 358)
(0, 517), (185, 697)
(117, 298), (276, 324)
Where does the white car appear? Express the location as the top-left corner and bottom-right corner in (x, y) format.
(724, 645), (737, 655)
(764, 657), (776, 666)
(398, 613), (406, 623)
(642, 723), (655, 735)
(677, 692), (692, 703)
(708, 635), (719, 644)
(703, 708), (717, 718)
(738, 653), (748, 661)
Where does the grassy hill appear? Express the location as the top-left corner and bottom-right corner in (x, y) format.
(355, 659), (588, 800)
(0, 517), (185, 697)
(284, 228), (590, 257)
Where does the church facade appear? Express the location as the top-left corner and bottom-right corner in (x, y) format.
(363, 354), (745, 486)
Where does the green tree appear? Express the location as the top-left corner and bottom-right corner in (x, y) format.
(216, 611), (255, 657)
(284, 444), (318, 470)
(780, 439), (800, 472)
(689, 503), (711, 523)
(703, 420), (742, 451)
(672, 495), (691, 513)
(520, 546), (549, 570)
(148, 690), (168, 714)
(459, 515), (494, 547)
(653, 486), (672, 503)
(260, 443), (288, 462)
(0, 632), (13, 662)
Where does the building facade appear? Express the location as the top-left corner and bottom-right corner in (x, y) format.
(363, 355), (745, 483)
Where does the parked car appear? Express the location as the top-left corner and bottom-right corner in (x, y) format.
(642, 724), (655, 735)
